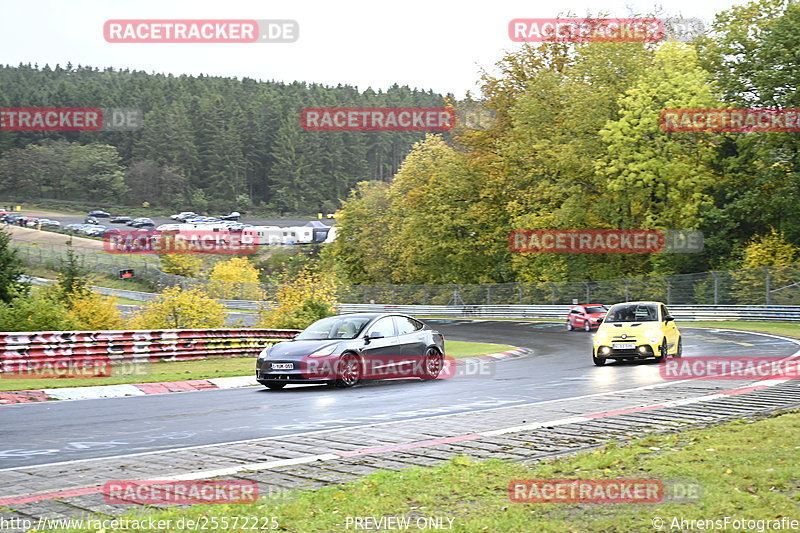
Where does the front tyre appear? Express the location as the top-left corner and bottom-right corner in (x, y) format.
(584, 321), (591, 332)
(421, 347), (444, 380)
(334, 353), (362, 388)
(654, 339), (668, 363)
(674, 337), (682, 358)
(592, 348), (606, 366)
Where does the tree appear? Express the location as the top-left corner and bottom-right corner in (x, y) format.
(160, 254), (202, 277)
(127, 286), (226, 329)
(257, 270), (337, 329)
(68, 292), (125, 330)
(207, 257), (262, 299)
(51, 239), (91, 303)
(0, 293), (78, 332)
(0, 228), (28, 303)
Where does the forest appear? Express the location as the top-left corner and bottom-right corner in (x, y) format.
(0, 66), (449, 213)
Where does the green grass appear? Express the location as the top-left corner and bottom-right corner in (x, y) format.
(0, 356), (257, 391)
(55, 408), (800, 532)
(684, 320), (800, 338)
(445, 339), (516, 357)
(0, 341), (512, 391)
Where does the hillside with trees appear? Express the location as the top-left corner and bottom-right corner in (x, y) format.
(326, 0), (800, 284)
(0, 66), (449, 213)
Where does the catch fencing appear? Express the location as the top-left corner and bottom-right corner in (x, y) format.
(11, 236), (800, 306)
(336, 304), (800, 322)
(0, 328), (300, 374)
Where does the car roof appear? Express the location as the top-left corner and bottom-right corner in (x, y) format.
(609, 301), (664, 306)
(337, 312), (417, 320)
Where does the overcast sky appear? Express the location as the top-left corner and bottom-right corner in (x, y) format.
(1, 0), (746, 98)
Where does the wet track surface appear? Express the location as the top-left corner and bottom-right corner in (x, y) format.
(0, 321), (796, 468)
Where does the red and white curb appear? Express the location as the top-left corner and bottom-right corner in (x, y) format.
(0, 349), (531, 406)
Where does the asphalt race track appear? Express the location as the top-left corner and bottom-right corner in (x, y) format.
(0, 321), (795, 469)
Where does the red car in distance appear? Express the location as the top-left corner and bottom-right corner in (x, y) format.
(566, 304), (608, 332)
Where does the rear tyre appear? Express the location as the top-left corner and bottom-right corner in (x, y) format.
(421, 347), (444, 380)
(654, 339), (668, 363)
(566, 321), (574, 331)
(592, 349), (606, 366)
(265, 383), (286, 390)
(334, 353), (362, 388)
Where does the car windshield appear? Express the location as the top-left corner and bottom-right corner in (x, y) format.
(295, 316), (372, 340)
(585, 306), (607, 314)
(605, 304), (658, 323)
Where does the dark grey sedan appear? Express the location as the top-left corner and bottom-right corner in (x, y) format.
(256, 313), (446, 390)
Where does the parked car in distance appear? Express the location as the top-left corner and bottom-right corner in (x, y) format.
(220, 211), (241, 221)
(37, 218), (60, 228)
(88, 210), (110, 218)
(110, 216), (132, 224)
(170, 212), (197, 222)
(127, 217), (155, 228)
(566, 304), (608, 332)
(85, 216), (100, 225)
(24, 217), (40, 227)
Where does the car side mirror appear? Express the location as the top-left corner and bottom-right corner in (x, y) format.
(664, 315), (674, 322)
(596, 317), (603, 324)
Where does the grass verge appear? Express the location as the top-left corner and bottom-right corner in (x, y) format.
(56, 409), (800, 532)
(684, 320), (800, 338)
(0, 340), (513, 391)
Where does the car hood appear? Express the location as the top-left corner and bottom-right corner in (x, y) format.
(265, 340), (344, 359)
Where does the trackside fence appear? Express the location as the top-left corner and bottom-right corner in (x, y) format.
(335, 304), (800, 322)
(0, 328), (300, 374)
(10, 236), (800, 306)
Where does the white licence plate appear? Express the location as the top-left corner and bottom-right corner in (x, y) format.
(270, 363), (293, 370)
(612, 343), (636, 350)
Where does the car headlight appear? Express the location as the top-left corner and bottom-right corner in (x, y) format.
(258, 345), (273, 359)
(309, 344), (338, 358)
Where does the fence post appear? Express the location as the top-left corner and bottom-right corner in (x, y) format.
(666, 277), (672, 305)
(584, 282), (590, 303)
(518, 283), (523, 304)
(623, 278), (630, 301)
(548, 282), (556, 305)
(764, 267), (771, 305)
(711, 271), (719, 305)
(486, 286), (491, 305)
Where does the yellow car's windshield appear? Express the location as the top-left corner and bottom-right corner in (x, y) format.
(605, 304), (658, 323)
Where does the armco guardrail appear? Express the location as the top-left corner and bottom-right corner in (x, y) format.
(0, 328), (300, 374)
(335, 304), (800, 322)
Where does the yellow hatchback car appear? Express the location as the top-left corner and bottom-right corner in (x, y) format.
(592, 301), (681, 366)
